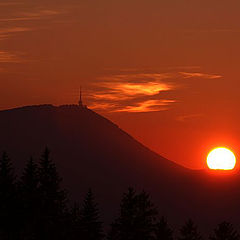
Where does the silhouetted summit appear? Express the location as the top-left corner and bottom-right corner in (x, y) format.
(0, 104), (185, 177)
(0, 104), (240, 230)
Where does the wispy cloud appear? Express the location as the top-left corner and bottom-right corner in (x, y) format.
(0, 2), (24, 7)
(88, 102), (119, 112)
(88, 73), (175, 113)
(87, 70), (223, 113)
(168, 66), (201, 70)
(180, 72), (222, 79)
(21, 10), (60, 17)
(115, 100), (176, 113)
(0, 27), (32, 40)
(176, 114), (203, 122)
(100, 81), (171, 96)
(101, 73), (173, 83)
(0, 27), (31, 34)
(0, 51), (21, 63)
(0, 6), (63, 66)
(0, 10), (61, 22)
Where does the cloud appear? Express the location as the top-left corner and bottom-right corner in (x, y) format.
(0, 27), (32, 40)
(0, 28), (32, 63)
(22, 10), (60, 17)
(101, 73), (173, 83)
(0, 7), (62, 41)
(100, 81), (171, 96)
(87, 69), (223, 113)
(0, 27), (31, 34)
(167, 66), (201, 70)
(0, 2), (23, 6)
(115, 100), (176, 113)
(88, 73), (175, 113)
(0, 51), (21, 63)
(91, 93), (129, 101)
(0, 7), (63, 65)
(87, 102), (119, 112)
(176, 114), (203, 122)
(0, 9), (61, 22)
(179, 72), (222, 79)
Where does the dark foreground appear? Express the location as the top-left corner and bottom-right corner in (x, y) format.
(0, 149), (239, 240)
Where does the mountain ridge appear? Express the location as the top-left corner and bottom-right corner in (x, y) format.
(0, 104), (240, 231)
(0, 104), (188, 171)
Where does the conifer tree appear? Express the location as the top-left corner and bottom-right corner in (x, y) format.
(38, 148), (67, 239)
(68, 202), (82, 240)
(108, 188), (138, 240)
(108, 188), (158, 240)
(108, 222), (120, 240)
(136, 190), (158, 239)
(210, 221), (239, 240)
(0, 152), (17, 239)
(19, 157), (40, 239)
(80, 189), (104, 240)
(154, 217), (173, 240)
(39, 148), (66, 213)
(178, 219), (202, 240)
(20, 157), (39, 207)
(0, 152), (16, 195)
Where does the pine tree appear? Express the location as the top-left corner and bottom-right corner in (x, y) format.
(108, 222), (120, 240)
(80, 189), (104, 240)
(178, 219), (202, 240)
(68, 202), (82, 240)
(108, 188), (138, 240)
(20, 157), (39, 210)
(210, 221), (239, 240)
(136, 190), (158, 239)
(38, 148), (67, 239)
(154, 217), (173, 240)
(108, 188), (158, 240)
(19, 157), (40, 239)
(0, 152), (17, 239)
(0, 152), (16, 196)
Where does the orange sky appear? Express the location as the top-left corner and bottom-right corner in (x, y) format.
(1, 0), (240, 169)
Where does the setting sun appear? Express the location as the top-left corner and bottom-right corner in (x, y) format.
(207, 147), (236, 170)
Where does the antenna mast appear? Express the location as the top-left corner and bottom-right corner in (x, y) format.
(78, 86), (83, 107)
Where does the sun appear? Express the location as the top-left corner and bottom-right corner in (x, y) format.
(207, 147), (236, 170)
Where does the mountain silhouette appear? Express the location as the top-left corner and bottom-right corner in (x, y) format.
(0, 104), (240, 231)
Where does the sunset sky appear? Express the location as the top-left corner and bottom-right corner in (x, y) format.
(1, 0), (240, 169)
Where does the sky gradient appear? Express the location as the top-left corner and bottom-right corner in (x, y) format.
(1, 0), (240, 169)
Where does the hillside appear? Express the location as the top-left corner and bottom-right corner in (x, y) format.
(0, 104), (239, 230)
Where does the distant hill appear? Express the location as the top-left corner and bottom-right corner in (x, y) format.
(0, 104), (240, 231)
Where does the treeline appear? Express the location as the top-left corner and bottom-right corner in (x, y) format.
(0, 149), (239, 240)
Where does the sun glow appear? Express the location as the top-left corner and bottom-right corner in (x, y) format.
(207, 147), (236, 170)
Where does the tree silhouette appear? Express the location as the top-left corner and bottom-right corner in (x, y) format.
(154, 217), (173, 240)
(0, 152), (17, 239)
(108, 187), (138, 240)
(178, 219), (202, 240)
(19, 157), (40, 239)
(38, 148), (67, 239)
(80, 189), (104, 240)
(108, 222), (119, 240)
(210, 221), (239, 240)
(1, 149), (238, 240)
(68, 202), (82, 240)
(108, 188), (158, 240)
